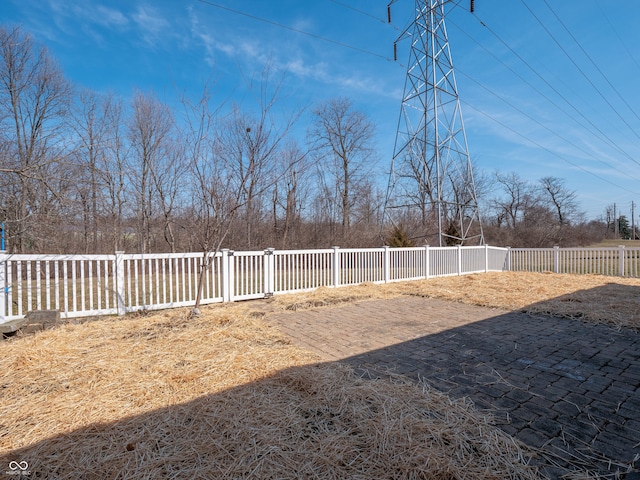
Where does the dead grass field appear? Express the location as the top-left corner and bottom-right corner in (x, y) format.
(1, 271), (638, 478)
(273, 271), (640, 331)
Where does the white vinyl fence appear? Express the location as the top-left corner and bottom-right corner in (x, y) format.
(4, 244), (635, 324)
(509, 245), (640, 277)
(0, 245), (508, 323)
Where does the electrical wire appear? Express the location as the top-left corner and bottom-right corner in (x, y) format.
(381, 1), (640, 219)
(594, 0), (640, 74)
(196, 0), (395, 63)
(518, 0), (640, 143)
(195, 0), (640, 210)
(456, 67), (640, 185)
(542, 0), (640, 124)
(447, 19), (640, 179)
(460, 97), (640, 196)
(469, 14), (640, 170)
(328, 0), (389, 26)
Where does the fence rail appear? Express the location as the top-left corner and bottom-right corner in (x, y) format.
(0, 245), (508, 323)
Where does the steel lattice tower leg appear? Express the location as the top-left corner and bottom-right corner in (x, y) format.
(384, 0), (484, 246)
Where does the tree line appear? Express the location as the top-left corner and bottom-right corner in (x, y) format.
(0, 26), (617, 254)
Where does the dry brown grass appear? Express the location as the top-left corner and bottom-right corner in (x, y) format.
(0, 287), (542, 479)
(405, 272), (640, 331)
(3, 271), (634, 479)
(272, 271), (640, 330)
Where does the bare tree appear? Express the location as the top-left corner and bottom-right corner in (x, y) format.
(538, 176), (580, 226)
(485, 172), (591, 247)
(127, 90), (174, 253)
(182, 86), (254, 316)
(217, 106), (272, 249)
(271, 141), (310, 248)
(220, 65), (302, 249)
(397, 146), (437, 227)
(150, 141), (186, 252)
(350, 182), (384, 246)
(183, 67), (303, 315)
(70, 89), (115, 252)
(491, 171), (539, 230)
(440, 159), (488, 245)
(67, 90), (127, 253)
(308, 98), (376, 243)
(0, 26), (71, 252)
(102, 95), (128, 251)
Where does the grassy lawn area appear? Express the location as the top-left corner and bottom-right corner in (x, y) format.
(589, 239), (640, 248)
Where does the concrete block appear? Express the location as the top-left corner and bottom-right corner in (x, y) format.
(25, 310), (61, 324)
(0, 317), (28, 334)
(1, 310), (62, 336)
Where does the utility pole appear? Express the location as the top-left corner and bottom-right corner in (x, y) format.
(632, 201), (636, 240)
(614, 203), (618, 238)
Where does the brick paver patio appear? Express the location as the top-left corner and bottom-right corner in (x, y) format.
(266, 297), (640, 479)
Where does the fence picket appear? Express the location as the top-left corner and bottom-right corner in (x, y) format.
(45, 261), (51, 310)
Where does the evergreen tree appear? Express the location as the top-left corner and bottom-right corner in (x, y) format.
(618, 215), (631, 240)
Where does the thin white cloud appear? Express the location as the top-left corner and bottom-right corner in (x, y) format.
(94, 6), (129, 28)
(290, 17), (315, 33)
(132, 4), (170, 46)
(282, 58), (316, 77)
(187, 7), (394, 99)
(48, 0), (129, 31)
(188, 7), (231, 66)
(14, 0), (130, 48)
(466, 99), (640, 194)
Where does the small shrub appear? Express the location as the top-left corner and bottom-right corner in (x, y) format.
(386, 226), (415, 247)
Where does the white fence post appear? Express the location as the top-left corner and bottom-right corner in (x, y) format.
(424, 245), (430, 279)
(115, 251), (126, 316)
(383, 246), (390, 283)
(506, 246), (511, 271)
(485, 244), (489, 273)
(332, 246), (340, 287)
(619, 245), (626, 277)
(222, 249), (235, 302)
(457, 244), (462, 276)
(0, 250), (7, 322)
(264, 248), (275, 296)
(553, 246), (560, 274)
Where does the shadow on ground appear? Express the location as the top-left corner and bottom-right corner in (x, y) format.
(2, 286), (640, 479)
(269, 286), (640, 479)
(517, 283), (640, 332)
(0, 362), (537, 480)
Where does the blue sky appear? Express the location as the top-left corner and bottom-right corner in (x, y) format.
(3, 0), (640, 221)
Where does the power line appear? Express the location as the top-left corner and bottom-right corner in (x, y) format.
(449, 19), (640, 174)
(542, 0), (640, 124)
(196, 0), (395, 63)
(518, 0), (640, 143)
(399, 3), (640, 199)
(456, 67), (640, 186)
(594, 0), (640, 74)
(461, 98), (640, 196)
(469, 14), (640, 170)
(328, 0), (388, 26)
(387, 4), (640, 183)
(194, 1), (640, 204)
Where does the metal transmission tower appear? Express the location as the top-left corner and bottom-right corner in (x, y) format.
(384, 0), (483, 246)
